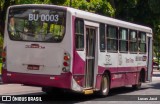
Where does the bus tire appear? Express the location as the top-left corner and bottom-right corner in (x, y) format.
(132, 73), (142, 90)
(99, 74), (110, 96)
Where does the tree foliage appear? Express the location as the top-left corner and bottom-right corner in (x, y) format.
(111, 0), (160, 58)
(148, 0), (160, 14)
(64, 0), (115, 17)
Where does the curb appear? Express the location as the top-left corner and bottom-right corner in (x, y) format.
(153, 69), (160, 72)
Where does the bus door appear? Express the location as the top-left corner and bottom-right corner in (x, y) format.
(147, 35), (153, 81)
(85, 25), (98, 88)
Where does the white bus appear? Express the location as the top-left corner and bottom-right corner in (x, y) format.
(2, 4), (153, 96)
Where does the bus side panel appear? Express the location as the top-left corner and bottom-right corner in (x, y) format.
(97, 66), (147, 89)
(118, 67), (137, 86)
(125, 72), (137, 85)
(72, 51), (85, 87)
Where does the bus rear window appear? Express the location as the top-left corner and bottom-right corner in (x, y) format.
(8, 7), (66, 42)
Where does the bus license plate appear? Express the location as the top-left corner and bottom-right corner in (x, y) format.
(27, 65), (39, 70)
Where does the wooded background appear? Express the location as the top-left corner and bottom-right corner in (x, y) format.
(0, 0), (160, 61)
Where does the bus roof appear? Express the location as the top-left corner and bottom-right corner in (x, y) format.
(67, 8), (152, 34)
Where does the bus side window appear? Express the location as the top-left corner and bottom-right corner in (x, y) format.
(75, 19), (84, 50)
(129, 30), (138, 53)
(100, 23), (105, 51)
(107, 25), (118, 52)
(119, 28), (128, 52)
(139, 32), (146, 53)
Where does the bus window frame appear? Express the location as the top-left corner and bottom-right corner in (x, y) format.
(75, 18), (84, 51)
(129, 29), (138, 54)
(106, 25), (118, 53)
(119, 27), (128, 53)
(138, 31), (147, 54)
(99, 23), (106, 52)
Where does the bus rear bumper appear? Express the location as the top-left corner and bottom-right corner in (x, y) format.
(2, 69), (71, 89)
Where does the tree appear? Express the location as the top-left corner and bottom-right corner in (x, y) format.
(64, 0), (115, 17)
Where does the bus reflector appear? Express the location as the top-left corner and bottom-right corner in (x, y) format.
(50, 76), (59, 80)
(7, 73), (12, 76)
(83, 90), (94, 94)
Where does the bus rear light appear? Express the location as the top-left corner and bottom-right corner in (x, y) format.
(77, 80), (81, 84)
(62, 52), (70, 72)
(63, 62), (69, 66)
(2, 47), (7, 69)
(64, 55), (70, 61)
(2, 52), (6, 58)
(2, 47), (6, 59)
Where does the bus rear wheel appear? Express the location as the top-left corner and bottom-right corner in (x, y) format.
(99, 74), (110, 96)
(132, 73), (142, 90)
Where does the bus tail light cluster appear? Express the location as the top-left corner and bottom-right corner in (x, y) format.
(2, 47), (7, 69)
(62, 53), (70, 72)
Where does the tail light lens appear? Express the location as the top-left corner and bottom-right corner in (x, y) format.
(2, 51), (6, 58)
(64, 55), (70, 61)
(63, 62), (69, 66)
(62, 52), (70, 72)
(2, 47), (7, 69)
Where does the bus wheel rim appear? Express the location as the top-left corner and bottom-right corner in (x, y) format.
(102, 77), (108, 94)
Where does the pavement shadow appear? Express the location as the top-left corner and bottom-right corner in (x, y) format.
(11, 86), (149, 103)
(149, 82), (160, 90)
(108, 87), (148, 96)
